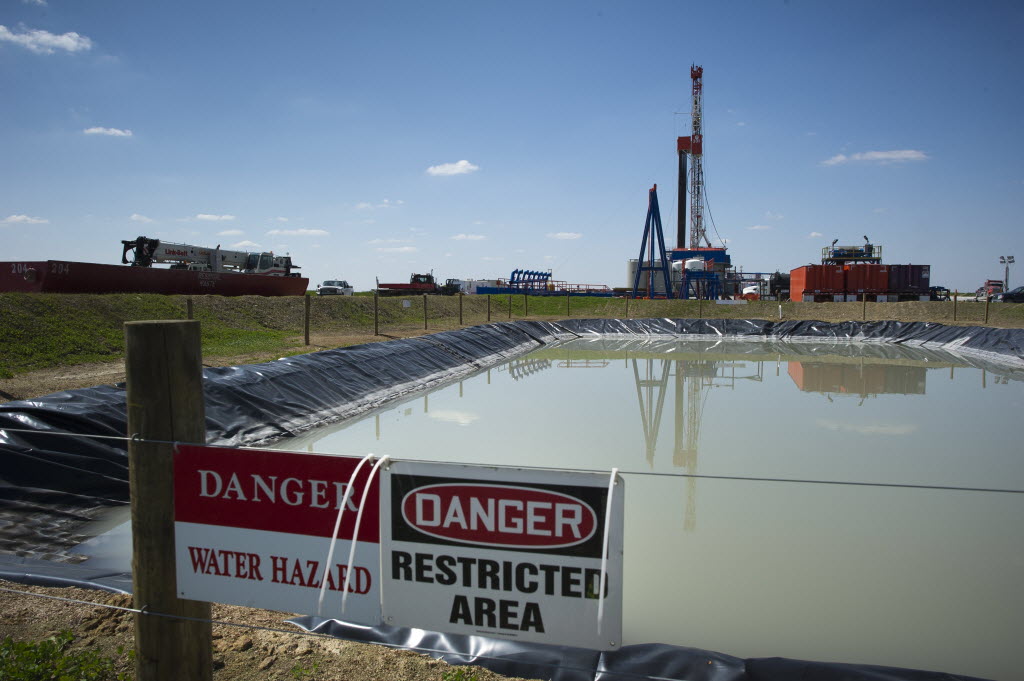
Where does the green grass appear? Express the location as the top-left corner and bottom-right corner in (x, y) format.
(2, 292), (1022, 379)
(0, 630), (131, 681)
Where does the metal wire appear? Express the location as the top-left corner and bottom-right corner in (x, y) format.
(1, 426), (1021, 494)
(0, 585), (688, 681)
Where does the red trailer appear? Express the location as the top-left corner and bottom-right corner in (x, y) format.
(790, 265), (844, 301)
(845, 264), (889, 295)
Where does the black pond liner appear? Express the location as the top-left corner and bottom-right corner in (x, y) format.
(2, 319), (1020, 681)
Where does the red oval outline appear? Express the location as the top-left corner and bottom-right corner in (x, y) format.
(400, 483), (597, 549)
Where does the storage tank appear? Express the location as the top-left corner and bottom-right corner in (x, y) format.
(626, 259), (669, 294)
(790, 265), (844, 301)
(844, 264), (888, 294)
(888, 264), (931, 294)
(685, 258), (704, 271)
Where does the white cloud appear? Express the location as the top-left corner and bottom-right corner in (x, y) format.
(2, 214), (48, 224)
(748, 224), (771, 231)
(482, 256), (503, 261)
(816, 419), (918, 436)
(217, 229), (243, 236)
(266, 228), (328, 236)
(427, 410), (480, 426)
(356, 199), (403, 211)
(274, 216), (289, 222)
(821, 149), (928, 166)
(195, 214), (235, 221)
(129, 213), (153, 223)
(808, 231), (823, 238)
(0, 25), (92, 54)
(546, 232), (582, 240)
(765, 210), (784, 221)
(367, 238), (410, 245)
(23, 0), (47, 5)
(231, 240), (261, 249)
(451, 233), (485, 241)
(426, 160), (479, 176)
(736, 121), (747, 127)
(376, 246), (418, 253)
(84, 126), (132, 137)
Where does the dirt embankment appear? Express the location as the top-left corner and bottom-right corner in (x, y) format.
(0, 580), (536, 681)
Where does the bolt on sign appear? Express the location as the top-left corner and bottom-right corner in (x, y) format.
(173, 445), (382, 624)
(381, 462), (625, 650)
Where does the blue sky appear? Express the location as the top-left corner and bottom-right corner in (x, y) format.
(2, 0), (1021, 291)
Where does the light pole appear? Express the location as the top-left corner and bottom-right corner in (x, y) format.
(999, 255), (1015, 289)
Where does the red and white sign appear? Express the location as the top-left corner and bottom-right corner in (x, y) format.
(173, 445), (382, 623)
(381, 462), (624, 650)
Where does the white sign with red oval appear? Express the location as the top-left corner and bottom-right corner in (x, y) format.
(381, 462), (624, 650)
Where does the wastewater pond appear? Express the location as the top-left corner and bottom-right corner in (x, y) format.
(276, 337), (1024, 680)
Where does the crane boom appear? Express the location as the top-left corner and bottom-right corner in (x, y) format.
(120, 236), (299, 276)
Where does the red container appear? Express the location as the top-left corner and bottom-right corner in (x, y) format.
(790, 265), (844, 300)
(844, 264), (888, 294)
(888, 264), (931, 294)
(0, 260), (308, 296)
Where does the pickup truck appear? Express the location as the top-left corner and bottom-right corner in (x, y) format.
(316, 280), (354, 296)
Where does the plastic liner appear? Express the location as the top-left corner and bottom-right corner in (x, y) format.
(1, 318), (1017, 681)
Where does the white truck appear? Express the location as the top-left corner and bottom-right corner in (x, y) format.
(316, 279), (354, 296)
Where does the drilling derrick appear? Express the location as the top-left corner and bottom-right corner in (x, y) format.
(687, 65), (707, 249)
(676, 65), (708, 249)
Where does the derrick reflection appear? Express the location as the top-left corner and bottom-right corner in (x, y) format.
(631, 355), (764, 531)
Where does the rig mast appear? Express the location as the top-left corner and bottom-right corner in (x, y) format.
(687, 65), (707, 249)
(676, 65), (708, 249)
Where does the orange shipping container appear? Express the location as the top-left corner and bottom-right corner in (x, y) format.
(844, 264), (888, 294)
(789, 265), (844, 300)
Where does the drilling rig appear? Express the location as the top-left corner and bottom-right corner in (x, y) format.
(677, 65), (709, 249)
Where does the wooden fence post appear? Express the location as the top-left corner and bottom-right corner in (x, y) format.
(304, 294), (311, 346)
(566, 292), (571, 317)
(524, 294), (528, 318)
(186, 297), (193, 320)
(374, 291), (379, 336)
(862, 292), (867, 321)
(423, 294), (428, 330)
(508, 295), (512, 320)
(985, 295), (991, 324)
(625, 296), (629, 318)
(487, 295), (491, 322)
(124, 320), (212, 681)
(459, 293), (463, 326)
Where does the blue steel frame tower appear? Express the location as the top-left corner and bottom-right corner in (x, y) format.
(631, 185), (673, 299)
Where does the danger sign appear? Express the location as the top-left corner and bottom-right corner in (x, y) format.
(173, 445), (382, 623)
(381, 462), (624, 649)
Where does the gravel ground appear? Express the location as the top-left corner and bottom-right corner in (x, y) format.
(0, 580), (536, 681)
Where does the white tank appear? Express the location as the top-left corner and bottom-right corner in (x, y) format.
(626, 259), (668, 293)
(685, 258), (704, 271)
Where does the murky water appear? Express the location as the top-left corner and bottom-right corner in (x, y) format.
(276, 338), (1024, 680)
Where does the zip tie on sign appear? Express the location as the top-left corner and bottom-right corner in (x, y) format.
(341, 455), (390, 615)
(317, 453), (377, 617)
(597, 467), (618, 636)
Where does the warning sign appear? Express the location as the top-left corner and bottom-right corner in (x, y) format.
(173, 445), (382, 624)
(381, 462), (624, 649)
